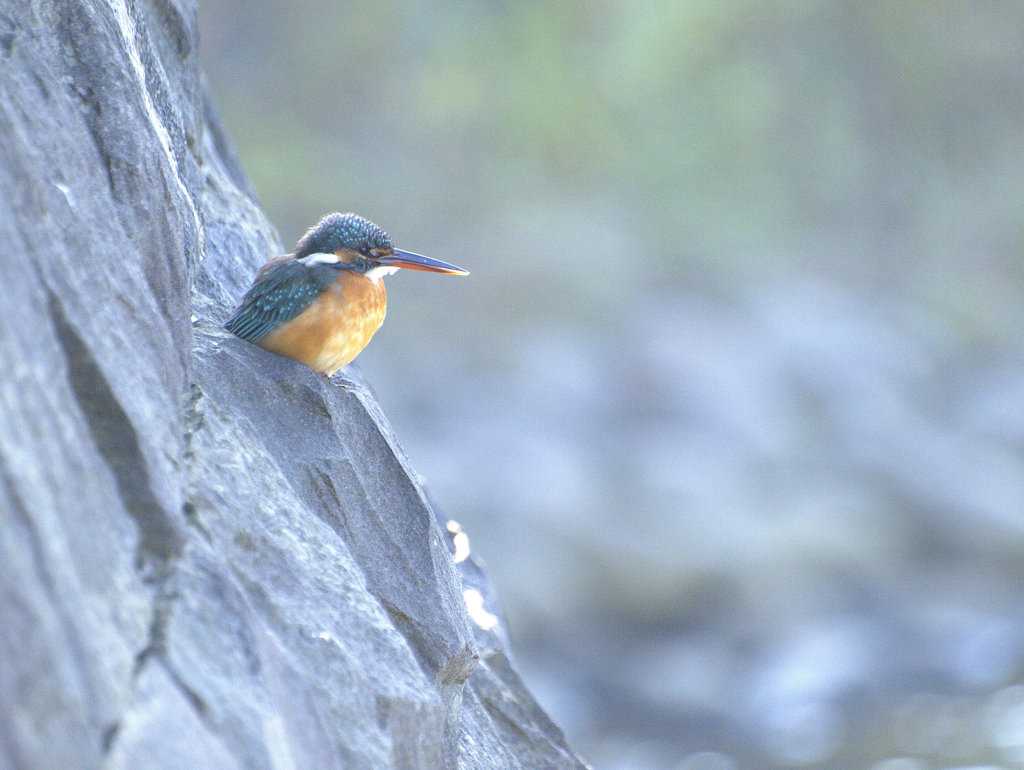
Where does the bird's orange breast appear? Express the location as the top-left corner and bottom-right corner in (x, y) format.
(257, 270), (386, 375)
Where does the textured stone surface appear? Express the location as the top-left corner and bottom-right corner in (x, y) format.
(0, 1), (586, 767)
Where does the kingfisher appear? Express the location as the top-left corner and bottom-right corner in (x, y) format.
(225, 212), (468, 375)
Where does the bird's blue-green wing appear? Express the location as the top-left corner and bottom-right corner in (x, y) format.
(225, 259), (326, 342)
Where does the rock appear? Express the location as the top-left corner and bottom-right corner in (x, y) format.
(0, 1), (586, 767)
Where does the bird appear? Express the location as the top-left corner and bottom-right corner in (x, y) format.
(225, 212), (468, 375)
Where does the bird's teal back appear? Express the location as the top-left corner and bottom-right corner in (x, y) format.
(225, 259), (337, 342)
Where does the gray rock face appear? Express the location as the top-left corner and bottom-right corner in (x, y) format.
(0, 1), (586, 768)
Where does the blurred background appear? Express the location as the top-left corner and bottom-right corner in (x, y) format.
(199, 2), (1024, 767)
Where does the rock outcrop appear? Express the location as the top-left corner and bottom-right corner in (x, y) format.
(0, 1), (585, 767)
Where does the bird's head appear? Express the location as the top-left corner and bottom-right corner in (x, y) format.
(294, 212), (468, 279)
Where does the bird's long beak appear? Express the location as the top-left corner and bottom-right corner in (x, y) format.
(373, 249), (469, 275)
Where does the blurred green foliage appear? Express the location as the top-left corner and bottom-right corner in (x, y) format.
(201, 1), (1022, 339)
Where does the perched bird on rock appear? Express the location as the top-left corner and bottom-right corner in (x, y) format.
(226, 212), (467, 375)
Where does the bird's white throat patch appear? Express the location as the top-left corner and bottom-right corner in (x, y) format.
(364, 264), (400, 282)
